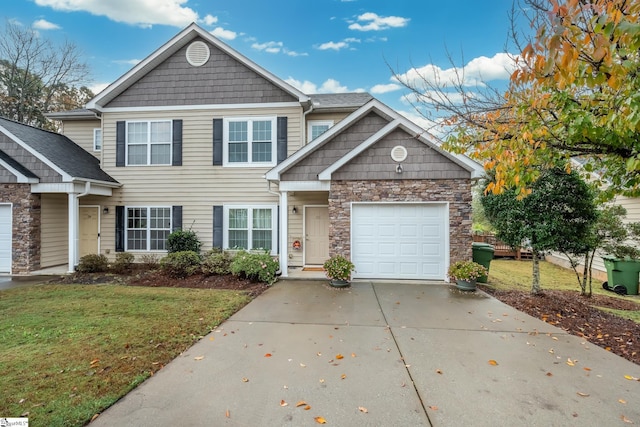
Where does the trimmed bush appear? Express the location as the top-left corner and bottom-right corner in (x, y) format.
(230, 250), (279, 285)
(77, 254), (109, 273)
(202, 250), (232, 276)
(111, 252), (135, 274)
(166, 229), (202, 254)
(160, 251), (201, 278)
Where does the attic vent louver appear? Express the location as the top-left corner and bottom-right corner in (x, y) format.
(391, 145), (408, 162)
(186, 41), (210, 67)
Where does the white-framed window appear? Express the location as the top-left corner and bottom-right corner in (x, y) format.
(223, 205), (277, 254)
(93, 128), (102, 151)
(126, 120), (172, 165)
(126, 207), (172, 251)
(223, 117), (277, 166)
(307, 120), (334, 142)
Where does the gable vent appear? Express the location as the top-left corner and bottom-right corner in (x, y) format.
(391, 145), (408, 163)
(186, 41), (210, 67)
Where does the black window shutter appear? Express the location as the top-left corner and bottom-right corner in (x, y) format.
(172, 206), (183, 232)
(213, 118), (223, 166)
(115, 206), (125, 252)
(213, 205), (223, 249)
(116, 121), (126, 167)
(172, 119), (183, 166)
(277, 117), (287, 164)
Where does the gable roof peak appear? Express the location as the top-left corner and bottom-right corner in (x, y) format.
(86, 23), (309, 110)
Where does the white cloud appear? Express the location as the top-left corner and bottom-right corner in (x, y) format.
(34, 0), (199, 27)
(348, 12), (409, 31)
(318, 41), (348, 51)
(211, 27), (236, 40)
(370, 83), (401, 94)
(202, 14), (218, 25)
(285, 77), (359, 94)
(252, 41), (283, 54)
(394, 52), (518, 88)
(32, 19), (60, 30)
(90, 82), (110, 95)
(284, 49), (308, 57)
(113, 59), (142, 66)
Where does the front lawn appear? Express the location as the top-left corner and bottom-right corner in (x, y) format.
(0, 283), (251, 426)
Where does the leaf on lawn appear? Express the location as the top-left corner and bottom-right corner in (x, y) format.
(314, 416), (327, 424)
(488, 360), (498, 366)
(90, 414), (99, 422)
(225, 409), (230, 418)
(90, 359), (100, 366)
(358, 406), (368, 413)
(296, 400), (307, 407)
(241, 377), (249, 382)
(336, 354), (344, 360)
(621, 415), (633, 424)
(194, 356), (204, 361)
(280, 400), (288, 407)
(341, 374), (347, 379)
(428, 406), (438, 411)
(264, 353), (272, 357)
(577, 392), (589, 397)
(619, 399), (627, 404)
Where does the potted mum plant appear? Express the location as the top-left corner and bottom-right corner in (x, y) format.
(447, 260), (488, 291)
(323, 254), (355, 288)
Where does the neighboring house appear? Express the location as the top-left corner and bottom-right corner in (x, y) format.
(0, 23), (482, 279)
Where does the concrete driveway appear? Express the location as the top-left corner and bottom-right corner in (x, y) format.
(91, 280), (640, 426)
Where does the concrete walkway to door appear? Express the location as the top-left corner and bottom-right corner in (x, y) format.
(91, 281), (640, 427)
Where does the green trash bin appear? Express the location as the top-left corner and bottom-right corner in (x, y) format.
(603, 257), (640, 295)
(472, 242), (495, 284)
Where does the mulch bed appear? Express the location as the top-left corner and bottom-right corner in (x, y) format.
(480, 286), (640, 366)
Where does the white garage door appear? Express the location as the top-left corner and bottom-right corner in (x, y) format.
(0, 204), (11, 273)
(351, 203), (448, 280)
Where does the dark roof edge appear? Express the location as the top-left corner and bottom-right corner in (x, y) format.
(46, 109), (99, 121)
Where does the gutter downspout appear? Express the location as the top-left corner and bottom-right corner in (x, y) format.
(302, 101), (314, 145)
(68, 181), (91, 273)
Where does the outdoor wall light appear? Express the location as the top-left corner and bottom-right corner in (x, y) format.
(103, 207), (109, 214)
(292, 206), (298, 214)
(396, 163), (403, 174)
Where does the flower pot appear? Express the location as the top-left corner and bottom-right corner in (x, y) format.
(329, 279), (350, 288)
(455, 279), (477, 291)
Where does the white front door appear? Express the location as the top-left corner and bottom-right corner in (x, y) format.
(351, 203), (448, 280)
(305, 206), (329, 265)
(0, 204), (11, 273)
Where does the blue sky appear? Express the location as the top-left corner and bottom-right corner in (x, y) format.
(3, 0), (520, 128)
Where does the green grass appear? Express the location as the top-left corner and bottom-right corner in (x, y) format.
(0, 283), (252, 427)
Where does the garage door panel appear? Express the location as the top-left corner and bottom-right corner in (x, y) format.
(352, 203), (447, 280)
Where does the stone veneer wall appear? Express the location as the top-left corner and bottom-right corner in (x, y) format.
(328, 179), (472, 263)
(0, 184), (41, 274)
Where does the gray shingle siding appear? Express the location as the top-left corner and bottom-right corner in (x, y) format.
(105, 38), (298, 108)
(0, 167), (17, 182)
(0, 133), (61, 182)
(333, 128), (470, 180)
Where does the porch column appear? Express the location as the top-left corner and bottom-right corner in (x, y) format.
(68, 192), (79, 273)
(280, 191), (288, 277)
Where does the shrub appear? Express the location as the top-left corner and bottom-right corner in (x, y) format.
(230, 250), (279, 285)
(202, 249), (232, 276)
(111, 252), (134, 274)
(139, 253), (160, 269)
(323, 255), (355, 281)
(166, 229), (202, 254)
(77, 254), (109, 273)
(160, 251), (201, 278)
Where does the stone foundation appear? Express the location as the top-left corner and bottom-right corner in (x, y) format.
(0, 184), (41, 274)
(328, 179), (472, 263)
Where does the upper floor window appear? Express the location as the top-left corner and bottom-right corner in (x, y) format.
(126, 120), (172, 165)
(93, 128), (102, 151)
(223, 117), (277, 166)
(308, 120), (334, 142)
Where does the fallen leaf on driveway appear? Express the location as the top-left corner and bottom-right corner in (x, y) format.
(358, 406), (368, 413)
(351, 353), (357, 357)
(621, 415), (633, 424)
(336, 354), (344, 360)
(436, 369), (443, 374)
(619, 399), (627, 404)
(264, 353), (272, 358)
(341, 374), (347, 379)
(576, 392), (589, 397)
(194, 356), (204, 361)
(624, 375), (639, 381)
(428, 406), (438, 411)
(314, 416), (327, 424)
(304, 405), (311, 410)
(488, 360), (498, 366)
(225, 409), (230, 418)
(566, 358), (576, 366)
(300, 363), (307, 368)
(241, 377), (249, 382)
(296, 401), (307, 407)
(280, 400), (288, 407)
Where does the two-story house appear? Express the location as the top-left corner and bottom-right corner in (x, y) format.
(0, 23), (481, 280)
